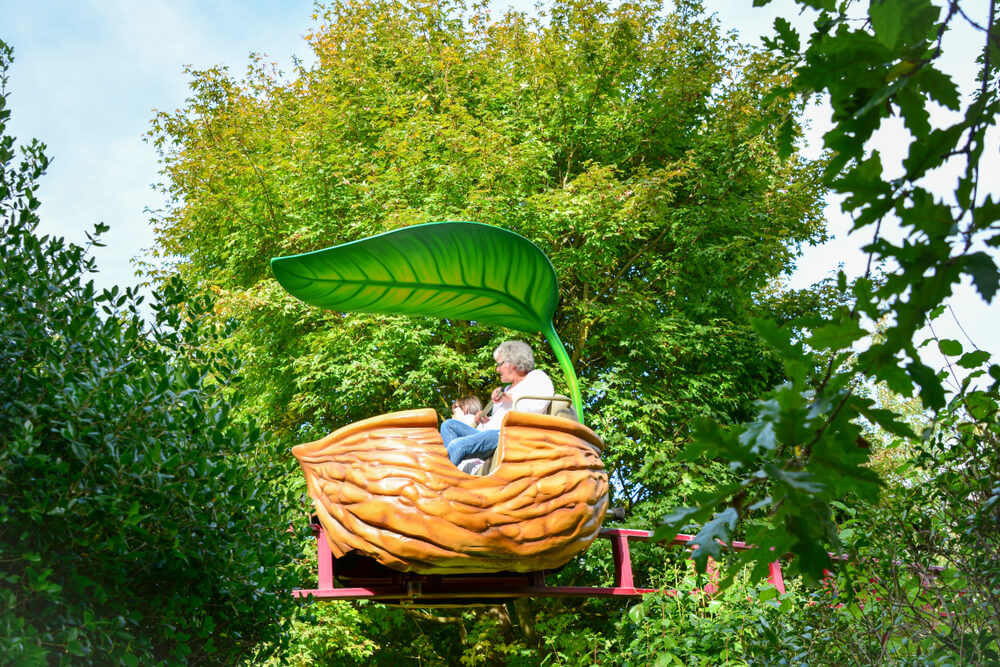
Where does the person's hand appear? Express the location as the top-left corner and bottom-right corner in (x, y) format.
(474, 410), (489, 425)
(491, 387), (505, 403)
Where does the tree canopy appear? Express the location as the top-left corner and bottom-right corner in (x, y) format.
(149, 0), (827, 516)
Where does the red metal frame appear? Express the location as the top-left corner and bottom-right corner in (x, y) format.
(293, 525), (786, 604)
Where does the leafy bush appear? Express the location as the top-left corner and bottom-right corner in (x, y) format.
(0, 40), (301, 665)
(259, 601), (378, 666)
(823, 381), (1000, 665)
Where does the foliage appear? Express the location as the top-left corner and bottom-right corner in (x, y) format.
(617, 579), (779, 666)
(657, 0), (1000, 590)
(259, 601), (378, 666)
(0, 40), (302, 665)
(144, 0), (834, 660)
(830, 377), (1000, 664)
(148, 0), (826, 522)
(618, 558), (997, 667)
(630, 338), (1000, 665)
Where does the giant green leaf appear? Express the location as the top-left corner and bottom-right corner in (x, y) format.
(271, 222), (557, 330)
(270, 221), (584, 421)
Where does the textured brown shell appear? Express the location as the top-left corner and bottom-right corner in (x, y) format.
(293, 409), (609, 574)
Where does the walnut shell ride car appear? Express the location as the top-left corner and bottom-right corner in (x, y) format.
(293, 408), (609, 574)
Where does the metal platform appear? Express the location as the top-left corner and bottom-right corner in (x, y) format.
(293, 525), (787, 606)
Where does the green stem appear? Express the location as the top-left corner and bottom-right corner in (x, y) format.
(542, 320), (584, 424)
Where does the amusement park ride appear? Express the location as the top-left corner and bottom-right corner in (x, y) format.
(271, 222), (788, 606)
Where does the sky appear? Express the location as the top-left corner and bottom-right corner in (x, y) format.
(2, 0), (996, 386)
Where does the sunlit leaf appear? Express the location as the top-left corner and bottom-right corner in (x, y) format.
(963, 251), (999, 302)
(628, 603), (644, 624)
(966, 391), (998, 421)
(957, 349), (990, 369)
(869, 0), (905, 50)
(937, 338), (963, 356)
(807, 318), (866, 350)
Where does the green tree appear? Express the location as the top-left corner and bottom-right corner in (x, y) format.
(149, 0), (826, 520)
(0, 41), (302, 665)
(146, 0), (833, 661)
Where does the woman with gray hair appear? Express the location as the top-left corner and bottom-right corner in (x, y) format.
(440, 340), (554, 470)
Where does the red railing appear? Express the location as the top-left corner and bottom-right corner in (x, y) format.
(293, 526), (787, 603)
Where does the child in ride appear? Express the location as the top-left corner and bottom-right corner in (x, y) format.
(450, 395), (482, 428)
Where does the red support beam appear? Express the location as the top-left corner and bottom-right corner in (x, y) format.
(317, 524), (334, 592)
(293, 525), (787, 602)
(606, 530), (634, 590)
(768, 560), (786, 594)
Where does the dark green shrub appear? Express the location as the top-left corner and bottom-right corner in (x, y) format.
(0, 40), (301, 665)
